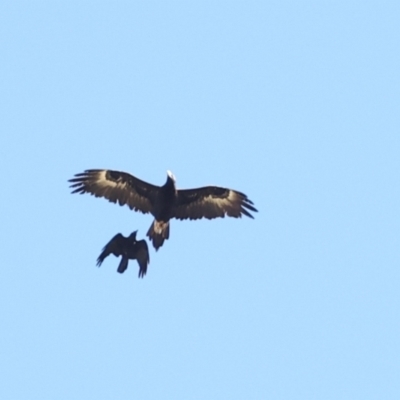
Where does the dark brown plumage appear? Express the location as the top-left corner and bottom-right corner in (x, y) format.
(69, 169), (257, 250)
(96, 231), (150, 278)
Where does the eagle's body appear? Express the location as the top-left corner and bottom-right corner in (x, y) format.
(96, 231), (149, 278)
(69, 169), (257, 250)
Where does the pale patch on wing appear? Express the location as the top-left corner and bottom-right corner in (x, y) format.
(97, 170), (126, 190)
(202, 190), (242, 217)
(209, 190), (235, 207)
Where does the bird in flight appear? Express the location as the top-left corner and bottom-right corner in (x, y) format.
(69, 169), (257, 250)
(96, 231), (150, 278)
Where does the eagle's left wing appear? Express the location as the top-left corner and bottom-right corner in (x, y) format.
(172, 186), (257, 220)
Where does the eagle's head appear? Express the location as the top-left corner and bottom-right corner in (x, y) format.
(167, 170), (176, 182)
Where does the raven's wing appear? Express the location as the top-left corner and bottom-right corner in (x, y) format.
(172, 186), (257, 220)
(69, 169), (159, 214)
(96, 233), (125, 267)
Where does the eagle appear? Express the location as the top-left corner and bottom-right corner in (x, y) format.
(69, 169), (258, 250)
(96, 231), (150, 278)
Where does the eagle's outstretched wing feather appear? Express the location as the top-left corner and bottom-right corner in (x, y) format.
(172, 186), (257, 220)
(69, 169), (158, 214)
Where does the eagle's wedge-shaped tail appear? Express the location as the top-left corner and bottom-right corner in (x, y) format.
(147, 220), (170, 251)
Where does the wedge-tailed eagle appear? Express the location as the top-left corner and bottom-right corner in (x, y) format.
(69, 169), (257, 250)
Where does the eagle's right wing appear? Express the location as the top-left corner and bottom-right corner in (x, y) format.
(69, 169), (159, 214)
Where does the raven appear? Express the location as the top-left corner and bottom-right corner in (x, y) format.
(96, 231), (150, 278)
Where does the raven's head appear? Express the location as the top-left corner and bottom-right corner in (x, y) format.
(128, 231), (138, 242)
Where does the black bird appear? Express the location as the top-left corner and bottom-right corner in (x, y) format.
(69, 169), (258, 250)
(96, 231), (150, 278)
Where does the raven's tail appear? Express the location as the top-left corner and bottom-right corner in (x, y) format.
(146, 220), (170, 251)
(117, 256), (129, 274)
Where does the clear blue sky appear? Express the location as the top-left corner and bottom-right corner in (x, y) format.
(1, 2), (399, 399)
